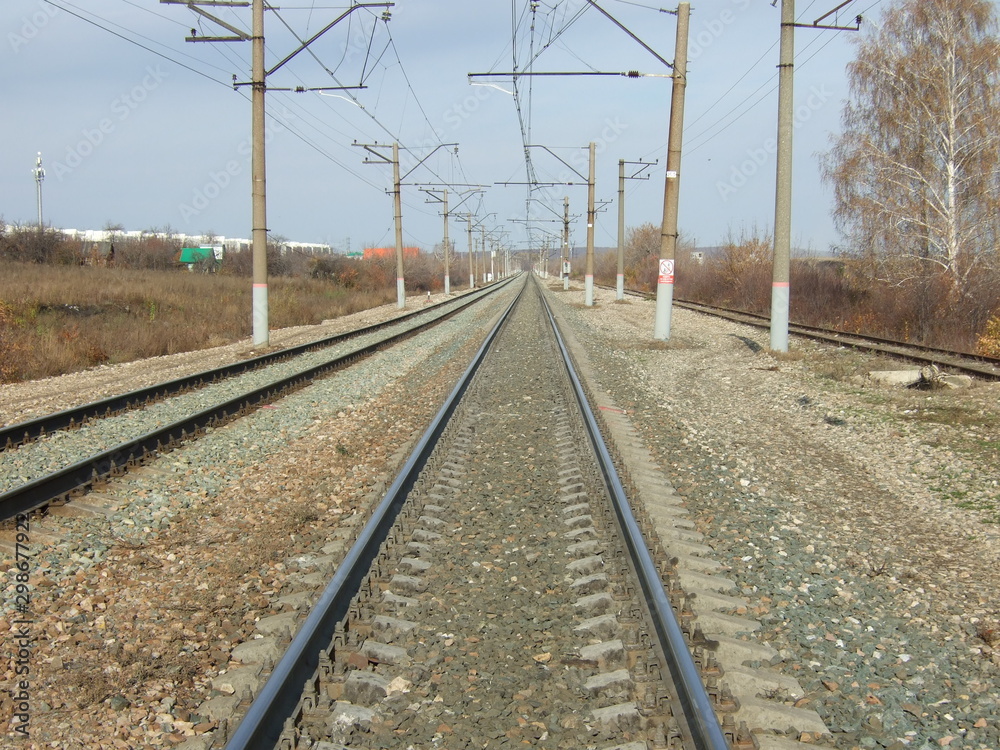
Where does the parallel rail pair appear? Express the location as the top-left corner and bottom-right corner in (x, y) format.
(601, 284), (1000, 380)
(224, 276), (731, 750)
(0, 281), (512, 522)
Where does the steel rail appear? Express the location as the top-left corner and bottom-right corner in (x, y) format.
(0, 281), (513, 523)
(222, 279), (526, 750)
(0, 282), (511, 451)
(540, 282), (731, 750)
(594, 283), (1000, 380)
(676, 298), (1000, 376)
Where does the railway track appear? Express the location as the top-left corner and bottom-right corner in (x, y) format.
(214, 276), (745, 750)
(0, 281), (513, 522)
(0, 283), (509, 452)
(5, 276), (994, 749)
(597, 285), (1000, 380)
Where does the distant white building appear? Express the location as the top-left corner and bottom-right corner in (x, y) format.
(57, 228), (333, 255)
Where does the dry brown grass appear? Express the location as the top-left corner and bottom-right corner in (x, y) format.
(0, 262), (396, 383)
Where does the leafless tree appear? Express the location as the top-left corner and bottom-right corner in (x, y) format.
(822, 0), (1000, 296)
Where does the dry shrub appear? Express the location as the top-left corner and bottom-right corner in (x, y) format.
(0, 300), (31, 382)
(790, 259), (863, 325)
(0, 261), (403, 383)
(978, 315), (1000, 357)
(717, 227), (772, 313)
(624, 223), (662, 291)
(0, 225), (79, 265)
(630, 218), (1000, 354)
(676, 227), (770, 313)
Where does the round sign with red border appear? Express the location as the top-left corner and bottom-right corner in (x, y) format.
(658, 259), (674, 284)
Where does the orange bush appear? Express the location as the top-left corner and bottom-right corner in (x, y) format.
(977, 316), (1000, 357)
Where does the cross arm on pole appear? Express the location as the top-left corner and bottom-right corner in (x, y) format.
(468, 71), (668, 79)
(526, 145), (589, 183)
(496, 181), (580, 187)
(457, 211), (494, 231)
(420, 186), (488, 213)
(622, 158), (657, 180)
(160, 0), (251, 41)
(526, 198), (575, 222)
(792, 0), (861, 30)
(582, 0), (674, 69)
(399, 143), (459, 183)
(353, 141), (393, 165)
(267, 2), (394, 77)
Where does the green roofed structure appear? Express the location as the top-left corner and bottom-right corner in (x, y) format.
(178, 246), (222, 271)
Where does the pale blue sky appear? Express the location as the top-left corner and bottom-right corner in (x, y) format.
(2, 0), (888, 254)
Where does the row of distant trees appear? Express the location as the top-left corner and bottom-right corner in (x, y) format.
(0, 219), (469, 294)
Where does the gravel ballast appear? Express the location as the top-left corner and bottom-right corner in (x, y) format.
(545, 284), (1000, 750)
(0, 289), (514, 747)
(0, 288), (496, 494)
(2, 279), (998, 750)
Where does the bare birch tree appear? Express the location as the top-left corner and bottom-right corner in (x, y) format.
(822, 0), (1000, 295)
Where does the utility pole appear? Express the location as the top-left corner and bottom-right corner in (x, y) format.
(442, 189), (450, 294)
(618, 160), (625, 300)
(493, 145), (591, 294)
(355, 141), (457, 307)
(509, 217), (560, 279)
(422, 185), (486, 294)
(467, 214), (474, 288)
(585, 141), (596, 307)
(354, 141), (403, 308)
(617, 158), (655, 300)
(33, 152), (45, 227)
(654, 1), (689, 340)
(470, 213), (497, 285)
(563, 196), (571, 290)
(771, 0), (860, 351)
(251, 0), (267, 343)
(771, 0), (794, 352)
(162, 0), (392, 346)
(392, 142), (404, 307)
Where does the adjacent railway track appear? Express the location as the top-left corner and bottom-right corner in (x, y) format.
(218, 276), (742, 750)
(0, 284), (509, 452)
(598, 285), (1000, 380)
(0, 281), (513, 522)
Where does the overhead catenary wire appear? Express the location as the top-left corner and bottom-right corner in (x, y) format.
(50, 0), (389, 194)
(36, 1), (876, 254)
(264, 4), (456, 190)
(684, 30), (842, 155)
(44, 0), (231, 84)
(28, 0), (491, 251)
(673, 0), (877, 158)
